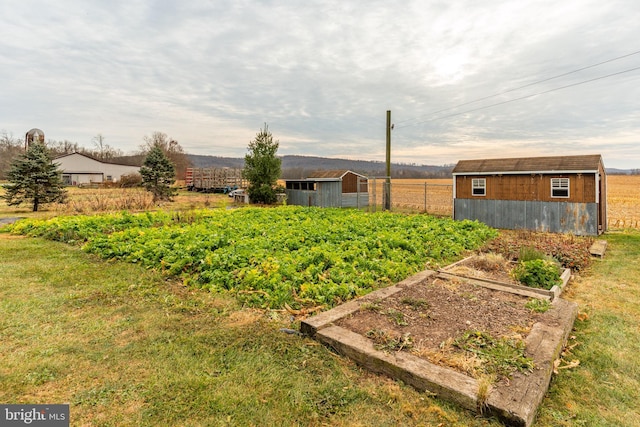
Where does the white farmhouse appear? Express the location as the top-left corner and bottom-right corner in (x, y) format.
(54, 152), (141, 186)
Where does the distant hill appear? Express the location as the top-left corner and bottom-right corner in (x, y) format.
(188, 154), (454, 179)
(607, 167), (638, 175)
(110, 153), (635, 178)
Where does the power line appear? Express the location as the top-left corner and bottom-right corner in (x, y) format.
(395, 49), (640, 127)
(396, 65), (640, 129)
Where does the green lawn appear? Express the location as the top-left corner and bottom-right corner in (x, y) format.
(1, 228), (639, 426)
(536, 229), (640, 426)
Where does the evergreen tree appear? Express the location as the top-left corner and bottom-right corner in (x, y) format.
(1, 142), (67, 212)
(140, 132), (190, 179)
(242, 124), (281, 204)
(140, 145), (176, 202)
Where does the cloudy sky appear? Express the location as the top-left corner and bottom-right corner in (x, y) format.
(2, 0), (640, 169)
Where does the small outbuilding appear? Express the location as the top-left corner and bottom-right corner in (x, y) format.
(284, 170), (369, 208)
(54, 152), (141, 186)
(452, 154), (607, 236)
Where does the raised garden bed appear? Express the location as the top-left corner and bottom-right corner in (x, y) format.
(301, 266), (577, 427)
(439, 255), (572, 301)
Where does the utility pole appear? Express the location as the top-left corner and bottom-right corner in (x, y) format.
(384, 110), (391, 210)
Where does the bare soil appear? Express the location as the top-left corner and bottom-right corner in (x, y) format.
(336, 275), (540, 354)
(335, 258), (545, 380)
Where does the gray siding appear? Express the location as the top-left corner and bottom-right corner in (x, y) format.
(341, 193), (369, 208)
(285, 181), (342, 207)
(454, 199), (598, 236)
(285, 190), (319, 207)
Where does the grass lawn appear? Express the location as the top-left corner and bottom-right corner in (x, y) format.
(1, 223), (639, 425)
(0, 233), (497, 426)
(536, 229), (640, 426)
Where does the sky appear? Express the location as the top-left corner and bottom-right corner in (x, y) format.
(2, 0), (640, 169)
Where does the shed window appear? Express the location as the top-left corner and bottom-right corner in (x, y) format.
(286, 181), (316, 191)
(472, 178), (486, 196)
(551, 178), (570, 198)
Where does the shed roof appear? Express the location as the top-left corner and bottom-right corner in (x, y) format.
(452, 154), (603, 175)
(306, 170), (366, 179)
(53, 151), (139, 167)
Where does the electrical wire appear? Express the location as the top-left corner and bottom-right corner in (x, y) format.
(394, 49), (640, 128)
(396, 65), (640, 128)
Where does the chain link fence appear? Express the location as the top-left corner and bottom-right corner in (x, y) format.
(365, 178), (453, 216)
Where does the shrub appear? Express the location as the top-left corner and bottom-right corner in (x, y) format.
(119, 173), (142, 188)
(483, 230), (593, 271)
(511, 259), (562, 290)
(518, 246), (546, 262)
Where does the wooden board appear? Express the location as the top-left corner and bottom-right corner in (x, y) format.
(590, 240), (607, 258)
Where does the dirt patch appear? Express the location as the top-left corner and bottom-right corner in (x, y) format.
(0, 217), (24, 225)
(335, 274), (541, 379)
(336, 277), (539, 353)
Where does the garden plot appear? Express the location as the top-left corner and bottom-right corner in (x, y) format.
(301, 267), (578, 427)
(439, 254), (572, 300)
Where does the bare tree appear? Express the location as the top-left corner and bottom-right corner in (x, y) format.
(93, 133), (107, 159)
(91, 134), (122, 160)
(0, 131), (24, 179)
(47, 139), (81, 157)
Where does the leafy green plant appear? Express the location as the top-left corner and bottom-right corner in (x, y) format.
(8, 206), (497, 308)
(384, 308), (408, 326)
(525, 298), (552, 313)
(453, 331), (534, 377)
(511, 259), (562, 290)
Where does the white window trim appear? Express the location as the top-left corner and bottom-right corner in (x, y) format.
(551, 178), (570, 198)
(472, 178), (486, 196)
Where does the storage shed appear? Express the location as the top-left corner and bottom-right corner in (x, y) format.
(284, 170), (369, 208)
(452, 154), (607, 236)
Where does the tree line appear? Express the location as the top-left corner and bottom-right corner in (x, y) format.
(0, 130), (190, 180)
(1, 124), (282, 210)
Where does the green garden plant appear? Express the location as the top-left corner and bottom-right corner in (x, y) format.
(511, 259), (562, 290)
(8, 207), (497, 308)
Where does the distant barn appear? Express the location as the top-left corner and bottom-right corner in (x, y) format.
(54, 152), (141, 186)
(452, 154), (607, 236)
(285, 170), (369, 208)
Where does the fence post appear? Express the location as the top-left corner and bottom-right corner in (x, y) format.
(372, 177), (377, 213)
(424, 182), (427, 213)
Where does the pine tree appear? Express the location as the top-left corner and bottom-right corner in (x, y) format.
(140, 145), (176, 202)
(242, 124), (282, 204)
(1, 142), (67, 212)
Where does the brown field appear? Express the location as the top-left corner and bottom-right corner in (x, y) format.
(372, 176), (640, 229)
(369, 178), (453, 215)
(606, 175), (640, 228)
